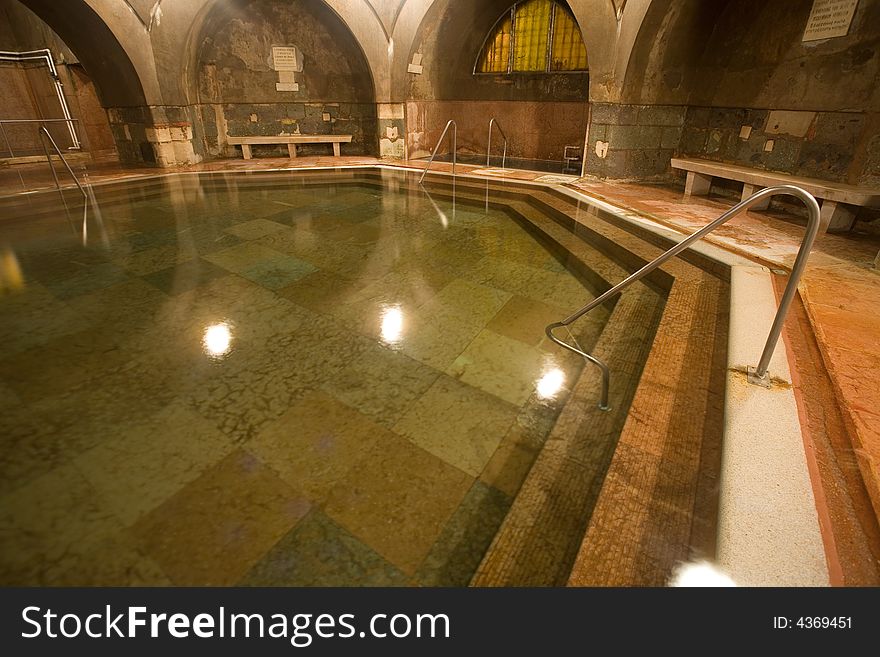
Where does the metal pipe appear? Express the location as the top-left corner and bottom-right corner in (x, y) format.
(487, 117), (509, 169)
(0, 50), (80, 149)
(0, 118), (82, 123)
(419, 119), (457, 185)
(546, 184), (821, 409)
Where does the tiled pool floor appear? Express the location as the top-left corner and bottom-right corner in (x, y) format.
(0, 171), (612, 585)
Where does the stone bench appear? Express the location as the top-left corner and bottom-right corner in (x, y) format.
(671, 157), (880, 233)
(226, 134), (353, 159)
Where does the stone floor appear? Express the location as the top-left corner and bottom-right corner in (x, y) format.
(0, 169), (609, 585)
(3, 153), (879, 583)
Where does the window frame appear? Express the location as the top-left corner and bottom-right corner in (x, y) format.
(472, 0), (587, 76)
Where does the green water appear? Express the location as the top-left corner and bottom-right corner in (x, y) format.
(0, 169), (611, 586)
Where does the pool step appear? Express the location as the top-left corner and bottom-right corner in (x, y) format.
(468, 184), (730, 586)
(471, 283), (666, 585)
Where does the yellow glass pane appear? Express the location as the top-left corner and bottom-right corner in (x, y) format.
(478, 14), (512, 73)
(550, 7), (588, 71)
(512, 0), (551, 72)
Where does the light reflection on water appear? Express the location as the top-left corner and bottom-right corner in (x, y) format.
(202, 321), (234, 359)
(380, 305), (404, 344)
(536, 366), (566, 401)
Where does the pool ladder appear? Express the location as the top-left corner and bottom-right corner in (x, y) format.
(487, 118), (508, 169)
(419, 119), (456, 184)
(36, 123), (88, 202)
(546, 185), (821, 411)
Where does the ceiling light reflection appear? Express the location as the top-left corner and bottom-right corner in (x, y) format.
(536, 367), (565, 400)
(380, 306), (404, 344)
(203, 322), (233, 359)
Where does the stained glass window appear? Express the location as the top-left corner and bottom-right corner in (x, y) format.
(476, 0), (588, 74)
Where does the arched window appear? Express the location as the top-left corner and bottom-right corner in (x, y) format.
(475, 0), (588, 74)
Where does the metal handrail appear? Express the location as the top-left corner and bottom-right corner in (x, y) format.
(419, 120), (457, 184)
(0, 118), (81, 159)
(487, 117), (509, 169)
(0, 49), (81, 149)
(38, 123), (94, 246)
(546, 185), (821, 411)
(38, 125), (87, 201)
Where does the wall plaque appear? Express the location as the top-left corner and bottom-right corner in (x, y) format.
(802, 0), (859, 41)
(272, 46), (301, 71)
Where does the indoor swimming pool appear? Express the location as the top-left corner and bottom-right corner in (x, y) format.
(0, 168), (728, 586)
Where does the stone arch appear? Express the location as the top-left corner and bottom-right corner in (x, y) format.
(402, 0), (613, 161)
(611, 0), (880, 184)
(16, 0), (157, 107)
(178, 0), (387, 107)
(183, 0), (380, 158)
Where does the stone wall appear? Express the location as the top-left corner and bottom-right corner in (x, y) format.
(604, 0), (880, 184)
(405, 0), (590, 163)
(677, 107), (874, 185)
(584, 103), (685, 180)
(407, 99), (589, 162)
(190, 0), (377, 159)
(0, 0), (116, 160)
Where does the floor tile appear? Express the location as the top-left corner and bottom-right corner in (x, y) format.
(0, 282), (89, 357)
(487, 295), (570, 347)
(0, 464), (121, 584)
(142, 257), (230, 296)
(202, 241), (285, 274)
(447, 329), (550, 406)
(415, 481), (511, 586)
(241, 510), (408, 586)
(324, 432), (473, 575)
(45, 262), (130, 300)
(75, 403), (235, 526)
(224, 218), (287, 240)
(113, 243), (197, 276)
(479, 432), (541, 498)
(321, 344), (441, 428)
(393, 374), (518, 476)
(398, 309), (484, 370)
(421, 278), (512, 326)
(276, 269), (362, 313)
(130, 449), (310, 586)
(239, 254), (317, 290)
(247, 390), (383, 500)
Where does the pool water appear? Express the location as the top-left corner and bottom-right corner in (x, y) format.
(0, 169), (631, 586)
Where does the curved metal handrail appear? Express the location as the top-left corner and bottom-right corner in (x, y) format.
(547, 185), (821, 410)
(419, 119), (457, 185)
(487, 117), (509, 169)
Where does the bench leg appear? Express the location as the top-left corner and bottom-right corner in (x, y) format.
(819, 200), (857, 234)
(742, 183), (770, 210)
(241, 144), (252, 160)
(684, 171), (712, 196)
(333, 142), (341, 157)
(287, 143), (297, 158)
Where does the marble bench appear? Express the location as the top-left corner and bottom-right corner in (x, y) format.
(671, 157), (880, 233)
(227, 134), (353, 159)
